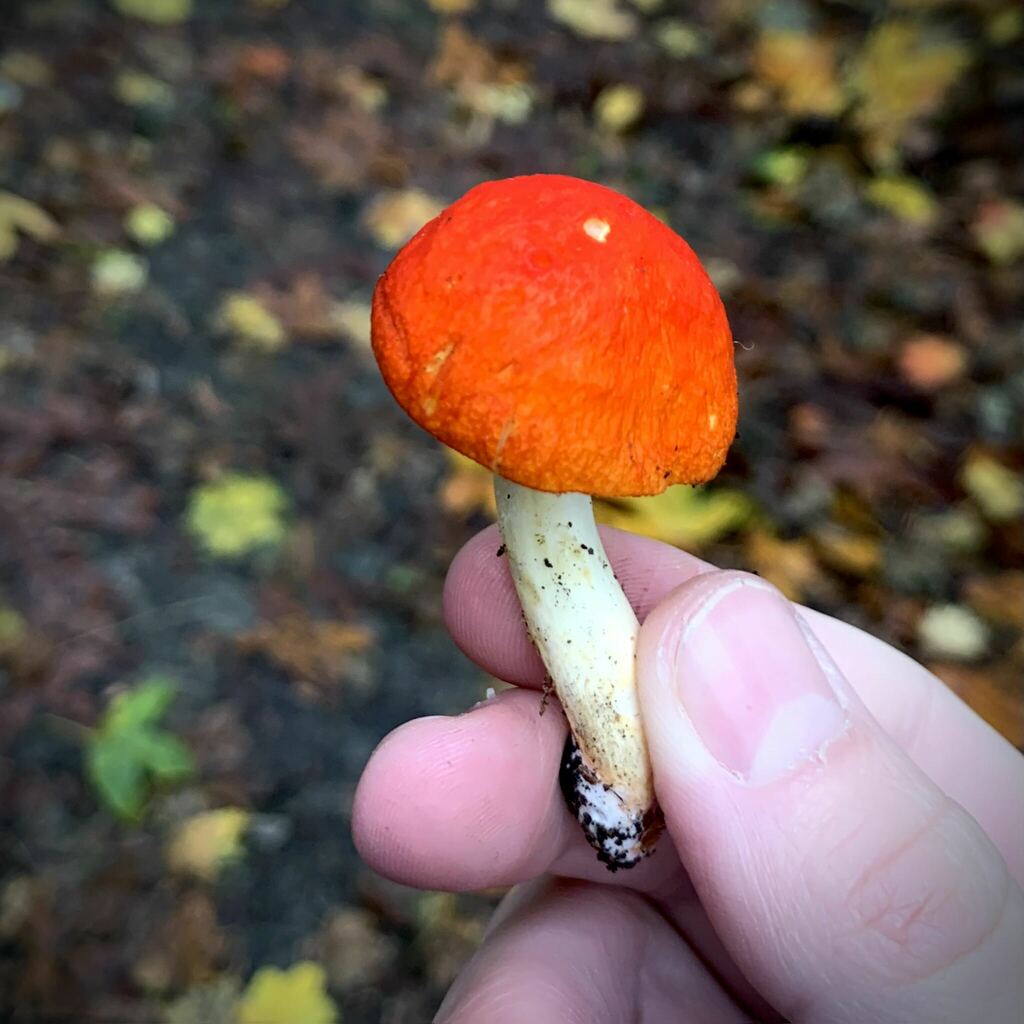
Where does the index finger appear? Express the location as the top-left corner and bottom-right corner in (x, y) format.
(444, 525), (1024, 883)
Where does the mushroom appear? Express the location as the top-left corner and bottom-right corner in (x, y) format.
(371, 174), (737, 869)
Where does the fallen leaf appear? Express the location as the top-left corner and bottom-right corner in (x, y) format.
(110, 0), (192, 24)
(865, 175), (938, 227)
(87, 676), (195, 821)
(548, 0), (637, 42)
(167, 808), (251, 881)
(653, 19), (703, 59)
(429, 24), (534, 125)
(971, 200), (1024, 265)
(91, 249), (148, 297)
(214, 292), (287, 352)
(237, 616), (374, 686)
(751, 146), (810, 187)
(115, 70), (175, 108)
(897, 333), (967, 390)
(811, 526), (882, 577)
(186, 473), (289, 558)
(964, 572), (1024, 630)
(744, 530), (823, 601)
(288, 108), (387, 192)
(850, 21), (971, 166)
(0, 51), (52, 87)
(124, 203), (175, 246)
(133, 891), (226, 992)
(363, 189), (445, 249)
(0, 192), (59, 261)
(415, 893), (485, 988)
(333, 300), (372, 350)
(594, 83), (645, 133)
(918, 604), (990, 661)
(597, 486), (754, 549)
(932, 664), (1024, 746)
(164, 977), (241, 1024)
(751, 31), (845, 118)
(236, 962), (337, 1024)
(960, 454), (1024, 522)
(314, 908), (398, 991)
(253, 274), (342, 342)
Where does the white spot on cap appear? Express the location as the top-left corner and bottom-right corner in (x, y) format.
(583, 218), (611, 243)
(708, 412), (718, 430)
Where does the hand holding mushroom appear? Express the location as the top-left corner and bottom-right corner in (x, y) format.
(354, 533), (1024, 1022)
(371, 174), (737, 868)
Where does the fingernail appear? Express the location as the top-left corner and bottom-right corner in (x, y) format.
(674, 577), (849, 785)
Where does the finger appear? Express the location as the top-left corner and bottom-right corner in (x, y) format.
(444, 526), (1024, 880)
(638, 570), (1024, 1023)
(351, 687), (679, 892)
(443, 523), (712, 686)
(436, 877), (747, 1024)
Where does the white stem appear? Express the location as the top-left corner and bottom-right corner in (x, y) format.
(494, 476), (661, 869)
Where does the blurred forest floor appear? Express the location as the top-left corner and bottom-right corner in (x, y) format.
(1, 0), (1022, 1021)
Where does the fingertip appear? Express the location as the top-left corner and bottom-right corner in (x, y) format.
(352, 689), (568, 890)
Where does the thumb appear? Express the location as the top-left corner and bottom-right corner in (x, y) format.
(637, 570), (1024, 1024)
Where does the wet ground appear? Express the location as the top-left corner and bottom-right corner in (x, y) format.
(1, 0), (1022, 1020)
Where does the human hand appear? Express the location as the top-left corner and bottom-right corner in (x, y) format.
(353, 526), (1024, 1022)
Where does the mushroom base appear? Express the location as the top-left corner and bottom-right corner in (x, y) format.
(560, 735), (664, 871)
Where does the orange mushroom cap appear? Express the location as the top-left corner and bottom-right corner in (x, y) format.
(371, 174), (737, 496)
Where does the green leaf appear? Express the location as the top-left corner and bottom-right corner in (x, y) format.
(134, 732), (195, 782)
(88, 737), (146, 820)
(105, 676), (177, 732)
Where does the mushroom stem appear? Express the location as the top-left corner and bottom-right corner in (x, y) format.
(493, 476), (663, 869)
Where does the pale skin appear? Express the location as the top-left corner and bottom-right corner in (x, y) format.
(353, 526), (1024, 1022)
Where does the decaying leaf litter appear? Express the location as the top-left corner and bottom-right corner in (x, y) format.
(1, 0), (1022, 1020)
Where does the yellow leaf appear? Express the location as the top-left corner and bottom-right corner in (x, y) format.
(594, 83), (645, 133)
(186, 473), (289, 558)
(751, 31), (845, 118)
(850, 21), (971, 167)
(596, 486), (753, 549)
(744, 530), (822, 602)
(653, 19), (703, 59)
(215, 293), (287, 352)
(865, 175), (938, 227)
(811, 526), (882, 577)
(332, 300), (372, 350)
(0, 192), (59, 262)
(124, 203), (175, 246)
(167, 808), (250, 881)
(110, 0), (192, 24)
(548, 0), (637, 42)
(971, 200), (1024, 266)
(91, 250), (148, 296)
(960, 455), (1024, 522)
(236, 962), (337, 1024)
(363, 190), (445, 250)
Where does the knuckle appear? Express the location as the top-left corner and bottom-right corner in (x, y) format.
(839, 796), (1010, 983)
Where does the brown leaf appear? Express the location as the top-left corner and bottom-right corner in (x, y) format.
(744, 530), (823, 602)
(237, 615), (374, 688)
(897, 333), (967, 391)
(963, 572), (1024, 630)
(132, 891), (226, 993)
(288, 109), (387, 192)
(931, 663), (1024, 747)
(751, 31), (845, 118)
